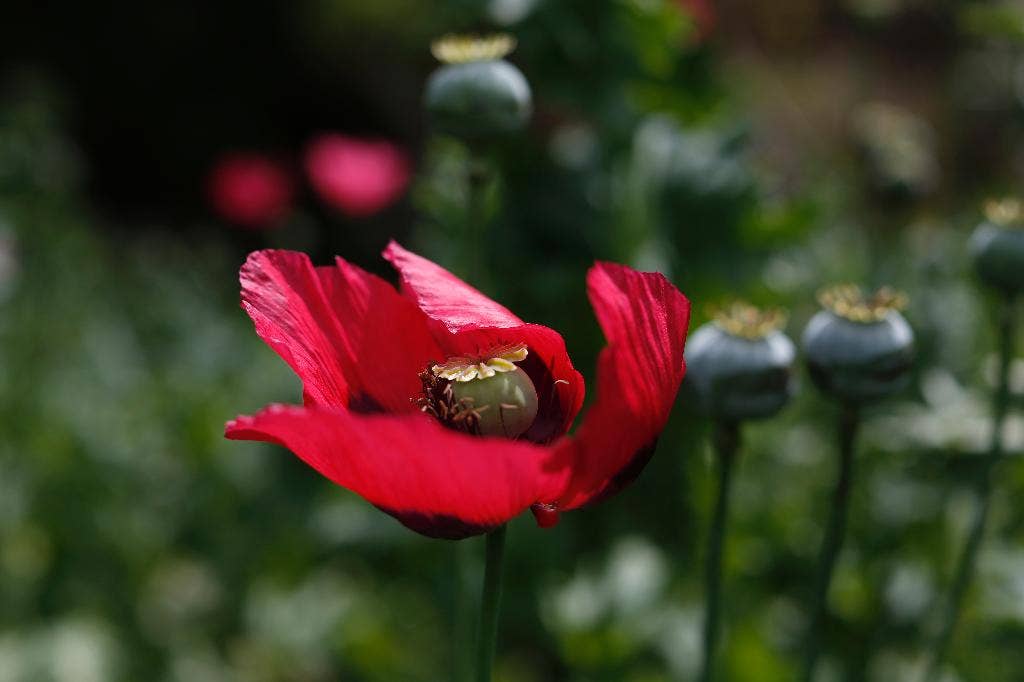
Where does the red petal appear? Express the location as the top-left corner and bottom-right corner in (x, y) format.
(544, 263), (691, 510)
(315, 257), (443, 413)
(382, 241), (521, 332)
(241, 250), (441, 412)
(382, 241), (584, 442)
(226, 405), (552, 539)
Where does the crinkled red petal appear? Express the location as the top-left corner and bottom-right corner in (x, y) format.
(541, 262), (691, 511)
(240, 250), (441, 413)
(382, 241), (584, 442)
(225, 404), (553, 539)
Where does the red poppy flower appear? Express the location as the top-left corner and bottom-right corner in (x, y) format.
(207, 153), (294, 229)
(225, 243), (691, 539)
(305, 134), (410, 217)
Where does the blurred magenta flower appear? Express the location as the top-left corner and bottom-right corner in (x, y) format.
(207, 153), (293, 229)
(305, 134), (410, 217)
(226, 243), (691, 539)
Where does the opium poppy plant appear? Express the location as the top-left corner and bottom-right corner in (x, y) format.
(226, 243), (691, 539)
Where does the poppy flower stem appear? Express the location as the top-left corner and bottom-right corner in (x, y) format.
(921, 295), (1015, 682)
(454, 540), (475, 682)
(801, 402), (860, 682)
(466, 156), (490, 283)
(700, 420), (740, 682)
(476, 524), (507, 682)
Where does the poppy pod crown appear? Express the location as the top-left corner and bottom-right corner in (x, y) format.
(226, 243), (691, 539)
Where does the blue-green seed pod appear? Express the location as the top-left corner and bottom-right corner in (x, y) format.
(970, 199), (1024, 296)
(685, 303), (796, 421)
(425, 34), (532, 140)
(803, 285), (914, 405)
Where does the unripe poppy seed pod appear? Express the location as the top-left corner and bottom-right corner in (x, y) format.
(803, 285), (914, 405)
(425, 343), (540, 439)
(970, 198), (1024, 296)
(449, 368), (539, 439)
(425, 34), (532, 140)
(685, 303), (796, 420)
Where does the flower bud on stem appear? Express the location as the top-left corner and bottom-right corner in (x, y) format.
(921, 294), (1015, 682)
(700, 420), (740, 682)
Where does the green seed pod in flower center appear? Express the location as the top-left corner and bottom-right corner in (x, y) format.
(449, 368), (539, 439)
(420, 343), (539, 438)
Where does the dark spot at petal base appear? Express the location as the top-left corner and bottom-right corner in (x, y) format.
(349, 392), (386, 414)
(583, 438), (660, 508)
(376, 506), (496, 540)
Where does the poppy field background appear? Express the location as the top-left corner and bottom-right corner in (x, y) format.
(3, 1), (1024, 680)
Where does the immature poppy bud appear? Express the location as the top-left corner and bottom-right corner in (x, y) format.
(802, 285), (914, 404)
(970, 198), (1024, 296)
(425, 34), (532, 140)
(685, 303), (795, 420)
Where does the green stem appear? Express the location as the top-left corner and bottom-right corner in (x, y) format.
(921, 296), (1015, 682)
(453, 155), (491, 682)
(453, 540), (474, 682)
(466, 156), (489, 284)
(801, 403), (860, 682)
(476, 525), (507, 682)
(700, 421), (741, 682)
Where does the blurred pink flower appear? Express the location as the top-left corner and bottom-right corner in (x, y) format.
(305, 134), (410, 218)
(207, 153), (293, 229)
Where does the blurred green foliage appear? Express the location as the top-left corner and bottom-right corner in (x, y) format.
(3, 1), (1024, 681)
